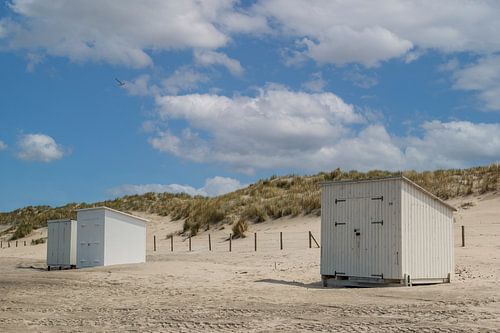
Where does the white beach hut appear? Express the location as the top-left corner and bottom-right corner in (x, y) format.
(320, 176), (456, 286)
(47, 219), (77, 270)
(76, 207), (149, 268)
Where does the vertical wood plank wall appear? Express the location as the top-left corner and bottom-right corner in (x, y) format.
(401, 181), (454, 279)
(321, 179), (402, 279)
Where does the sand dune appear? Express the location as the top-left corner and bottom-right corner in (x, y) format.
(0, 194), (499, 332)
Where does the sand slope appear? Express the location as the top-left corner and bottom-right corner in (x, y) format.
(0, 194), (499, 332)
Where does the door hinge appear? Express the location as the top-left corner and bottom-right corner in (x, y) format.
(371, 196), (383, 201)
(371, 220), (384, 225)
(334, 222), (346, 226)
(335, 198), (346, 204)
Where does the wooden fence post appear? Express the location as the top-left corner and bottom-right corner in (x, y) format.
(309, 232), (320, 248)
(16, 241), (18, 247)
(280, 232), (283, 250)
(24, 241), (26, 246)
(229, 233), (232, 252)
(254, 232), (257, 252)
(309, 231), (312, 249)
(1, 241), (2, 248)
(8, 242), (10, 248)
(208, 234), (212, 251)
(153, 235), (157, 252)
(189, 235), (192, 252)
(170, 235), (174, 252)
(461, 225), (465, 247)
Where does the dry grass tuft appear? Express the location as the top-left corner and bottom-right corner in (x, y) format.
(232, 219), (248, 238)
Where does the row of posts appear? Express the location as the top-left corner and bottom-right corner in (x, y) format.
(0, 226), (467, 250)
(153, 231), (321, 252)
(0, 240), (27, 248)
(152, 226), (468, 252)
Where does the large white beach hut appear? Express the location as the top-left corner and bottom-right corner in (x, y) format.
(320, 176), (456, 286)
(76, 207), (149, 268)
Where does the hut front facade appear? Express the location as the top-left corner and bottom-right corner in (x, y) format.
(320, 177), (455, 286)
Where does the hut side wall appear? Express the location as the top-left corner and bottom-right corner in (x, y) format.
(400, 181), (454, 280)
(104, 209), (146, 266)
(321, 179), (402, 279)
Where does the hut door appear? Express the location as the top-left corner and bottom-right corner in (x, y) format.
(348, 198), (366, 277)
(351, 197), (382, 278)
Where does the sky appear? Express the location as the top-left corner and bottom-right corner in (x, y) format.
(0, 0), (499, 211)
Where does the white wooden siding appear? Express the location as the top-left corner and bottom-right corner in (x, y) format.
(321, 179), (401, 279)
(76, 209), (105, 268)
(401, 181), (454, 279)
(104, 209), (146, 266)
(47, 219), (77, 267)
(76, 207), (147, 268)
(321, 177), (454, 283)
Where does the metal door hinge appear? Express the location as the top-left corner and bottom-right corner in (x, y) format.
(335, 222), (346, 226)
(371, 220), (384, 225)
(335, 198), (346, 204)
(371, 196), (383, 201)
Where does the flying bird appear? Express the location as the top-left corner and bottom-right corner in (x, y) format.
(115, 78), (125, 87)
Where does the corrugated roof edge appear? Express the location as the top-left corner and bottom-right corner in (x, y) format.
(76, 206), (150, 222)
(321, 176), (456, 212)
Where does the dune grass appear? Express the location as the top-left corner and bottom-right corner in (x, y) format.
(1, 164), (499, 240)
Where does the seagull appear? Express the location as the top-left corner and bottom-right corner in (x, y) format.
(115, 78), (125, 87)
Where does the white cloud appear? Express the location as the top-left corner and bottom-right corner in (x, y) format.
(124, 74), (159, 97)
(2, 1), (500, 71)
(163, 67), (209, 95)
(451, 56), (500, 111)
(404, 121), (500, 169)
(194, 50), (244, 76)
(151, 86), (364, 172)
(302, 72), (326, 92)
(203, 176), (246, 196)
(25, 52), (44, 72)
(108, 176), (246, 197)
(343, 70), (378, 89)
(302, 26), (413, 67)
(0, 140), (7, 150)
(0, 0), (265, 68)
(254, 0), (500, 66)
(147, 86), (500, 172)
(16, 133), (65, 162)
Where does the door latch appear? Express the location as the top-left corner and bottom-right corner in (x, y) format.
(354, 228), (360, 236)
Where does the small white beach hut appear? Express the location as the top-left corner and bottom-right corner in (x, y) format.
(47, 219), (77, 270)
(320, 176), (456, 286)
(76, 207), (149, 268)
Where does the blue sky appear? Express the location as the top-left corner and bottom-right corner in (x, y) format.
(0, 0), (499, 211)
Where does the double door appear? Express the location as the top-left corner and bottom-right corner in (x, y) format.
(331, 196), (384, 278)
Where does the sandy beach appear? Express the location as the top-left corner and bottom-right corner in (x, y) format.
(1, 193), (499, 332)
